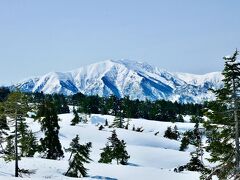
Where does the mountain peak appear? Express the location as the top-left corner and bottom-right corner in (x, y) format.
(15, 59), (223, 103)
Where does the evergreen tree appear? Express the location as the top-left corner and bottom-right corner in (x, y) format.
(98, 125), (104, 130)
(99, 130), (130, 165)
(111, 115), (124, 128)
(132, 125), (135, 131)
(4, 136), (15, 162)
(164, 126), (179, 140)
(0, 114), (9, 152)
(179, 136), (189, 151)
(53, 94), (70, 114)
(38, 99), (64, 159)
(125, 122), (129, 130)
(190, 115), (204, 123)
(176, 114), (184, 122)
(135, 127), (144, 132)
(0, 87), (10, 102)
(3, 92), (29, 177)
(104, 119), (108, 126)
(71, 108), (81, 126)
(185, 151), (205, 172)
(25, 131), (38, 157)
(98, 143), (112, 164)
(117, 140), (130, 165)
(18, 119), (29, 157)
(203, 50), (240, 179)
(65, 135), (92, 178)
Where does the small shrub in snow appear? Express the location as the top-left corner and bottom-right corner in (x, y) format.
(104, 119), (108, 126)
(98, 125), (104, 130)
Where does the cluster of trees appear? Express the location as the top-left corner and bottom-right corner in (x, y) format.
(2, 85), (204, 125)
(71, 93), (204, 122)
(0, 92), (65, 176)
(0, 91), (130, 178)
(0, 87), (10, 102)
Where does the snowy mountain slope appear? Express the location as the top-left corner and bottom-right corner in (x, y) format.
(0, 113), (201, 179)
(15, 59), (223, 103)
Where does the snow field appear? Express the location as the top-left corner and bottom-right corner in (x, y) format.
(0, 113), (200, 179)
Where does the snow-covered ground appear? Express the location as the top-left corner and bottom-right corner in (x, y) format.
(0, 113), (201, 179)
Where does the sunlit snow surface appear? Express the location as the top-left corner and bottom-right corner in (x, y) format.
(0, 113), (206, 179)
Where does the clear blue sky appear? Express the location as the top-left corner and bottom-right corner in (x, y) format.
(0, 0), (240, 85)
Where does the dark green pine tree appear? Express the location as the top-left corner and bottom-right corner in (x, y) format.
(65, 135), (92, 178)
(104, 119), (108, 127)
(71, 108), (81, 126)
(164, 126), (179, 140)
(25, 130), (38, 157)
(99, 130), (130, 165)
(53, 94), (70, 114)
(203, 50), (240, 179)
(0, 87), (10, 102)
(116, 140), (130, 165)
(98, 143), (112, 164)
(111, 115), (124, 128)
(190, 115), (204, 123)
(39, 99), (64, 159)
(4, 136), (15, 162)
(3, 91), (29, 177)
(176, 114), (184, 122)
(185, 151), (205, 172)
(18, 119), (29, 157)
(0, 114), (9, 152)
(179, 136), (190, 151)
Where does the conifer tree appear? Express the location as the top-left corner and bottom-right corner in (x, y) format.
(176, 114), (184, 122)
(3, 92), (29, 177)
(99, 130), (130, 165)
(4, 136), (15, 162)
(25, 130), (38, 157)
(179, 136), (189, 151)
(104, 119), (108, 126)
(164, 126), (179, 140)
(203, 50), (240, 179)
(98, 143), (112, 164)
(190, 115), (203, 123)
(71, 108), (81, 126)
(132, 125), (135, 131)
(185, 151), (205, 172)
(0, 114), (9, 152)
(18, 119), (29, 157)
(38, 99), (64, 159)
(125, 122), (129, 130)
(116, 140), (130, 165)
(98, 125), (104, 131)
(53, 94), (70, 114)
(65, 135), (92, 178)
(111, 115), (124, 128)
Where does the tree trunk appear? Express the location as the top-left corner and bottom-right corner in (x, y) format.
(233, 78), (240, 171)
(15, 117), (18, 177)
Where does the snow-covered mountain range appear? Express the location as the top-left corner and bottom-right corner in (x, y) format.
(15, 59), (223, 103)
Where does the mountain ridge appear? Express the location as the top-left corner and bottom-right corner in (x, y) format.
(15, 59), (223, 103)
